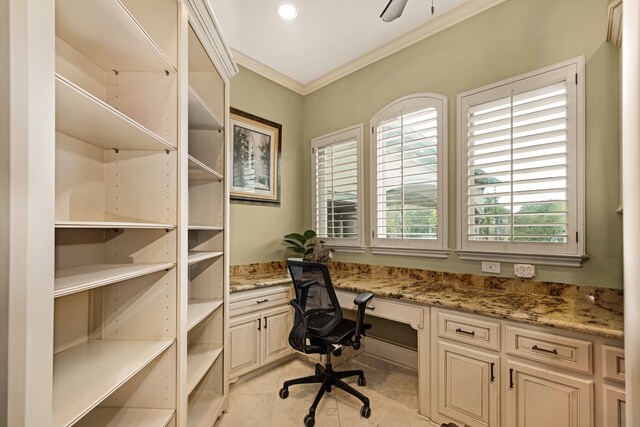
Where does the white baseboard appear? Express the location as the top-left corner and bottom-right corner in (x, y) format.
(364, 337), (418, 370)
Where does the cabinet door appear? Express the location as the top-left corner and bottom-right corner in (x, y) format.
(603, 385), (626, 427)
(262, 305), (292, 365)
(437, 341), (500, 427)
(229, 312), (261, 378)
(505, 361), (593, 427)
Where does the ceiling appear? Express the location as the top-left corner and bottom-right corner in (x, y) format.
(210, 0), (486, 92)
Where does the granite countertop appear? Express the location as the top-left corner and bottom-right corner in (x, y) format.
(230, 262), (624, 340)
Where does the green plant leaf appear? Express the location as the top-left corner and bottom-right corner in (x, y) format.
(304, 247), (314, 255)
(291, 247), (305, 254)
(284, 233), (306, 244)
(283, 239), (304, 248)
(303, 229), (317, 240)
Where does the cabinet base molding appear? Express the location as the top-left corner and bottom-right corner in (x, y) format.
(229, 353), (297, 384)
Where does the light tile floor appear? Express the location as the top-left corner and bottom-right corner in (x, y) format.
(215, 354), (431, 427)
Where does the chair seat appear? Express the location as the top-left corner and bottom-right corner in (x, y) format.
(309, 316), (369, 345)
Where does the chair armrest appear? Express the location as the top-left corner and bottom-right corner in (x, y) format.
(353, 292), (374, 350)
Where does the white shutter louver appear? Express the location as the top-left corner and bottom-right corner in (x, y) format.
(314, 138), (359, 239)
(376, 107), (439, 240)
(466, 81), (569, 243)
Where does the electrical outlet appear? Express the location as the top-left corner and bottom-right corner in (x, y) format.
(514, 264), (536, 278)
(481, 261), (501, 274)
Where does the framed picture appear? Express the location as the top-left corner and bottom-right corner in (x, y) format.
(230, 108), (282, 205)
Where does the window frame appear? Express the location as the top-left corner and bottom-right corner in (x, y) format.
(456, 57), (587, 267)
(369, 93), (449, 258)
(310, 123), (365, 253)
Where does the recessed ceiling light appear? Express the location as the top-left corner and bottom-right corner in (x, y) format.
(278, 4), (298, 20)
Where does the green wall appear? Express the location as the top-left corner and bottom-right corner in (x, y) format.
(229, 66), (305, 264)
(230, 0), (622, 288)
(302, 0), (622, 288)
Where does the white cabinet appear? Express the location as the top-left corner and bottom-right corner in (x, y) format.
(603, 385), (626, 427)
(437, 341), (500, 427)
(229, 286), (293, 379)
(505, 361), (593, 427)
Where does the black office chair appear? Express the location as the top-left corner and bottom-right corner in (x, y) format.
(279, 260), (374, 427)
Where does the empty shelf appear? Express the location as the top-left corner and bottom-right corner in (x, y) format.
(188, 252), (223, 266)
(187, 299), (223, 331)
(187, 344), (223, 395)
(55, 221), (176, 229)
(53, 339), (174, 427)
(56, 0), (175, 71)
(188, 391), (224, 427)
(56, 75), (175, 151)
(55, 262), (175, 298)
(188, 225), (223, 231)
(188, 156), (223, 181)
(188, 85), (223, 130)
(73, 408), (174, 427)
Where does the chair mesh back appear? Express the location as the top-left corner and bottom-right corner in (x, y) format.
(286, 261), (342, 345)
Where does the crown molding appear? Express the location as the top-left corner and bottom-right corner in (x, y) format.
(232, 49), (305, 94)
(234, 0), (507, 95)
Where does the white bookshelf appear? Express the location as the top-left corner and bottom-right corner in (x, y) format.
(188, 225), (224, 231)
(188, 156), (223, 181)
(55, 221), (176, 229)
(188, 85), (223, 130)
(53, 339), (174, 427)
(73, 408), (175, 427)
(187, 251), (223, 266)
(54, 262), (175, 298)
(187, 299), (223, 331)
(187, 391), (224, 427)
(187, 344), (223, 394)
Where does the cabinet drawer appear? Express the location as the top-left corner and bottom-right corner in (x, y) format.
(437, 310), (500, 351)
(230, 286), (291, 317)
(602, 345), (625, 383)
(335, 290), (423, 329)
(506, 326), (592, 374)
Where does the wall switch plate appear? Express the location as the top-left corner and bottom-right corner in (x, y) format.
(481, 261), (501, 274)
(514, 264), (536, 278)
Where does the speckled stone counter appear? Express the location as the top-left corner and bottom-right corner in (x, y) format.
(230, 262), (624, 340)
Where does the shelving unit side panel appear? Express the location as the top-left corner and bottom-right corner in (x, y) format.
(55, 229), (106, 270)
(55, 37), (106, 101)
(100, 342), (177, 410)
(55, 132), (107, 222)
(119, 0), (179, 69)
(105, 150), (177, 225)
(103, 229), (177, 264)
(188, 181), (224, 228)
(54, 292), (91, 355)
(188, 129), (224, 174)
(101, 269), (177, 340)
(106, 71), (178, 148)
(188, 256), (224, 300)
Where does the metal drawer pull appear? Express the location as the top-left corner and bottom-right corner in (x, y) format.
(509, 368), (514, 389)
(264, 317), (268, 329)
(490, 363), (495, 383)
(256, 299), (269, 304)
(532, 345), (558, 355)
(365, 306), (375, 311)
(455, 328), (475, 336)
(258, 318), (261, 331)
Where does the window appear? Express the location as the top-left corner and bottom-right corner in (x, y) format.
(311, 124), (364, 252)
(457, 58), (586, 266)
(370, 93), (449, 257)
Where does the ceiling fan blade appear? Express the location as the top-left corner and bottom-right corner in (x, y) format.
(380, 0), (409, 22)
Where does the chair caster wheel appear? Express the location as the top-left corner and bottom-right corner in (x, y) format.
(304, 414), (315, 427)
(358, 376), (366, 386)
(360, 405), (371, 418)
(279, 387), (289, 399)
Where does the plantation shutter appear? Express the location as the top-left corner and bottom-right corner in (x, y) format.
(376, 107), (439, 239)
(466, 80), (569, 243)
(314, 138), (359, 239)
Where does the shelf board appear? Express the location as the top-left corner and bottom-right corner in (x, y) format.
(187, 344), (223, 395)
(53, 339), (174, 427)
(188, 85), (223, 130)
(56, 75), (175, 152)
(187, 299), (223, 331)
(187, 391), (224, 427)
(55, 220), (176, 230)
(55, 262), (175, 298)
(188, 156), (223, 182)
(187, 252), (223, 266)
(56, 0), (175, 72)
(73, 408), (174, 427)
(188, 225), (223, 231)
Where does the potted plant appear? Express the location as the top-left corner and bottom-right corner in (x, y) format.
(283, 229), (334, 263)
